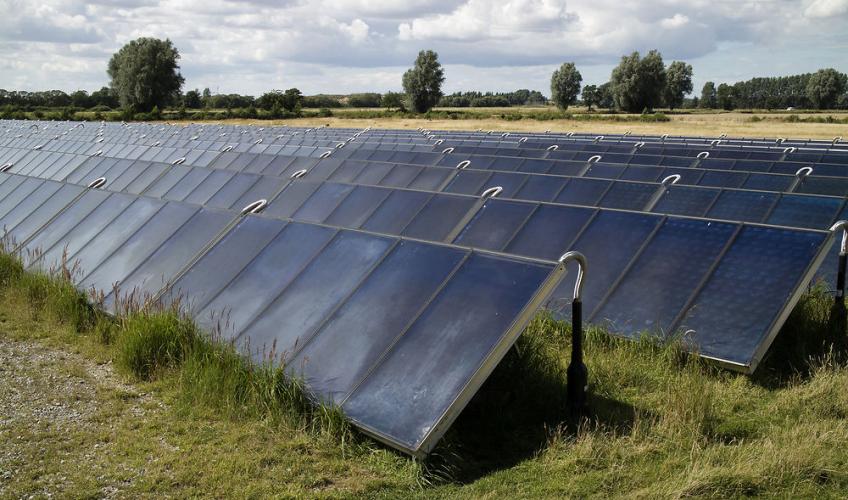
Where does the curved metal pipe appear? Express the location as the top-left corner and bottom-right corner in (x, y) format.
(481, 186), (503, 198)
(558, 251), (588, 301)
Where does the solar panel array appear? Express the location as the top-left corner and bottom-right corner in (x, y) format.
(0, 119), (845, 457)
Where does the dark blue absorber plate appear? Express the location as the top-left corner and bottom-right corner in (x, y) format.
(548, 210), (661, 314)
(195, 221), (336, 341)
(402, 194), (477, 241)
(598, 182), (656, 210)
(106, 207), (233, 309)
(237, 230), (394, 362)
(651, 186), (720, 217)
(164, 216), (286, 314)
(290, 240), (466, 404)
(676, 225), (827, 367)
(765, 195), (843, 229)
(505, 204), (594, 261)
(592, 218), (736, 336)
(453, 199), (536, 252)
(705, 190), (778, 223)
(342, 252), (553, 454)
(78, 202), (198, 296)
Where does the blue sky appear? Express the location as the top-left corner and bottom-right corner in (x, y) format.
(1, 0), (846, 96)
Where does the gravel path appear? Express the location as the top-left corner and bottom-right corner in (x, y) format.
(0, 335), (160, 498)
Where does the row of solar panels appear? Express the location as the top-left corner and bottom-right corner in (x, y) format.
(0, 121), (842, 458)
(4, 135), (848, 192)
(4, 121), (848, 162)
(0, 171), (567, 457)
(6, 124), (848, 176)
(4, 120), (847, 152)
(2, 129), (846, 287)
(0, 142), (836, 369)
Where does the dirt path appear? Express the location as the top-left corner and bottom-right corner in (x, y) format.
(0, 335), (161, 498)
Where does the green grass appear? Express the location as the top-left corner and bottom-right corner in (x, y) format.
(1, 252), (847, 497)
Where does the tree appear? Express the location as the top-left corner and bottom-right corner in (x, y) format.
(716, 83), (734, 110)
(663, 61), (693, 110)
(184, 89), (202, 109)
(70, 90), (91, 108)
(90, 87), (118, 108)
(381, 91), (405, 110)
(700, 81), (717, 109)
(347, 93), (382, 107)
(610, 50), (666, 112)
(202, 87), (212, 108)
(257, 88), (302, 115)
(402, 50), (445, 113)
(582, 85), (600, 111)
(597, 82), (615, 109)
(107, 37), (184, 112)
(806, 68), (848, 109)
(550, 62), (582, 110)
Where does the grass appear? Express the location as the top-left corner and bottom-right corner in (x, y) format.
(1, 251), (848, 497)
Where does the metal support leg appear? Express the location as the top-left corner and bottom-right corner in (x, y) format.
(559, 251), (589, 413)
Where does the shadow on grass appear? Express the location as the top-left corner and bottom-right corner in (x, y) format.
(754, 284), (848, 388)
(422, 313), (646, 484)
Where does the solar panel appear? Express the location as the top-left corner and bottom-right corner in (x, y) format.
(0, 121), (844, 458)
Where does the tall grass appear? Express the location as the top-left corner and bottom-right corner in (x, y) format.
(0, 251), (354, 445)
(1, 247), (846, 493)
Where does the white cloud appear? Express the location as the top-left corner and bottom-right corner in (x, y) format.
(0, 0), (844, 95)
(804, 0), (848, 17)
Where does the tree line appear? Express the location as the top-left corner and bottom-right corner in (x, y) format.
(698, 69), (848, 110)
(1, 37), (846, 118)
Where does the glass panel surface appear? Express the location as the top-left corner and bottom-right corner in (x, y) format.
(402, 194), (477, 241)
(443, 171), (491, 196)
(651, 186), (719, 217)
(143, 165), (191, 199)
(123, 163), (168, 194)
(165, 216), (287, 314)
(505, 204), (594, 260)
(742, 173), (793, 192)
(549, 210), (661, 313)
(677, 226), (826, 366)
(20, 190), (112, 267)
(291, 240), (466, 403)
(3, 184), (84, 247)
(79, 202), (198, 294)
(182, 169), (235, 205)
(453, 199), (536, 251)
(67, 196), (165, 282)
(407, 167), (451, 191)
(593, 218), (736, 336)
(0, 180), (63, 233)
(765, 195), (842, 229)
(196, 222), (336, 340)
(554, 178), (610, 206)
(361, 190), (432, 235)
(107, 208), (233, 308)
(292, 183), (355, 223)
(342, 253), (552, 451)
(324, 185), (391, 229)
(379, 165), (422, 188)
(598, 182), (656, 210)
(706, 190), (778, 223)
(264, 182), (320, 219)
(237, 231), (393, 361)
(163, 168), (212, 201)
(796, 177), (848, 197)
(698, 170), (747, 188)
(514, 175), (567, 202)
(204, 173), (260, 209)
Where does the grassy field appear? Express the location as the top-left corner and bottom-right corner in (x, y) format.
(2, 251), (848, 498)
(173, 108), (848, 141)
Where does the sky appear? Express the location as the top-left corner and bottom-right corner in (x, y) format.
(1, 0), (847, 97)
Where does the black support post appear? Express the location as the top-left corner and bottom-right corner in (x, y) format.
(567, 298), (588, 411)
